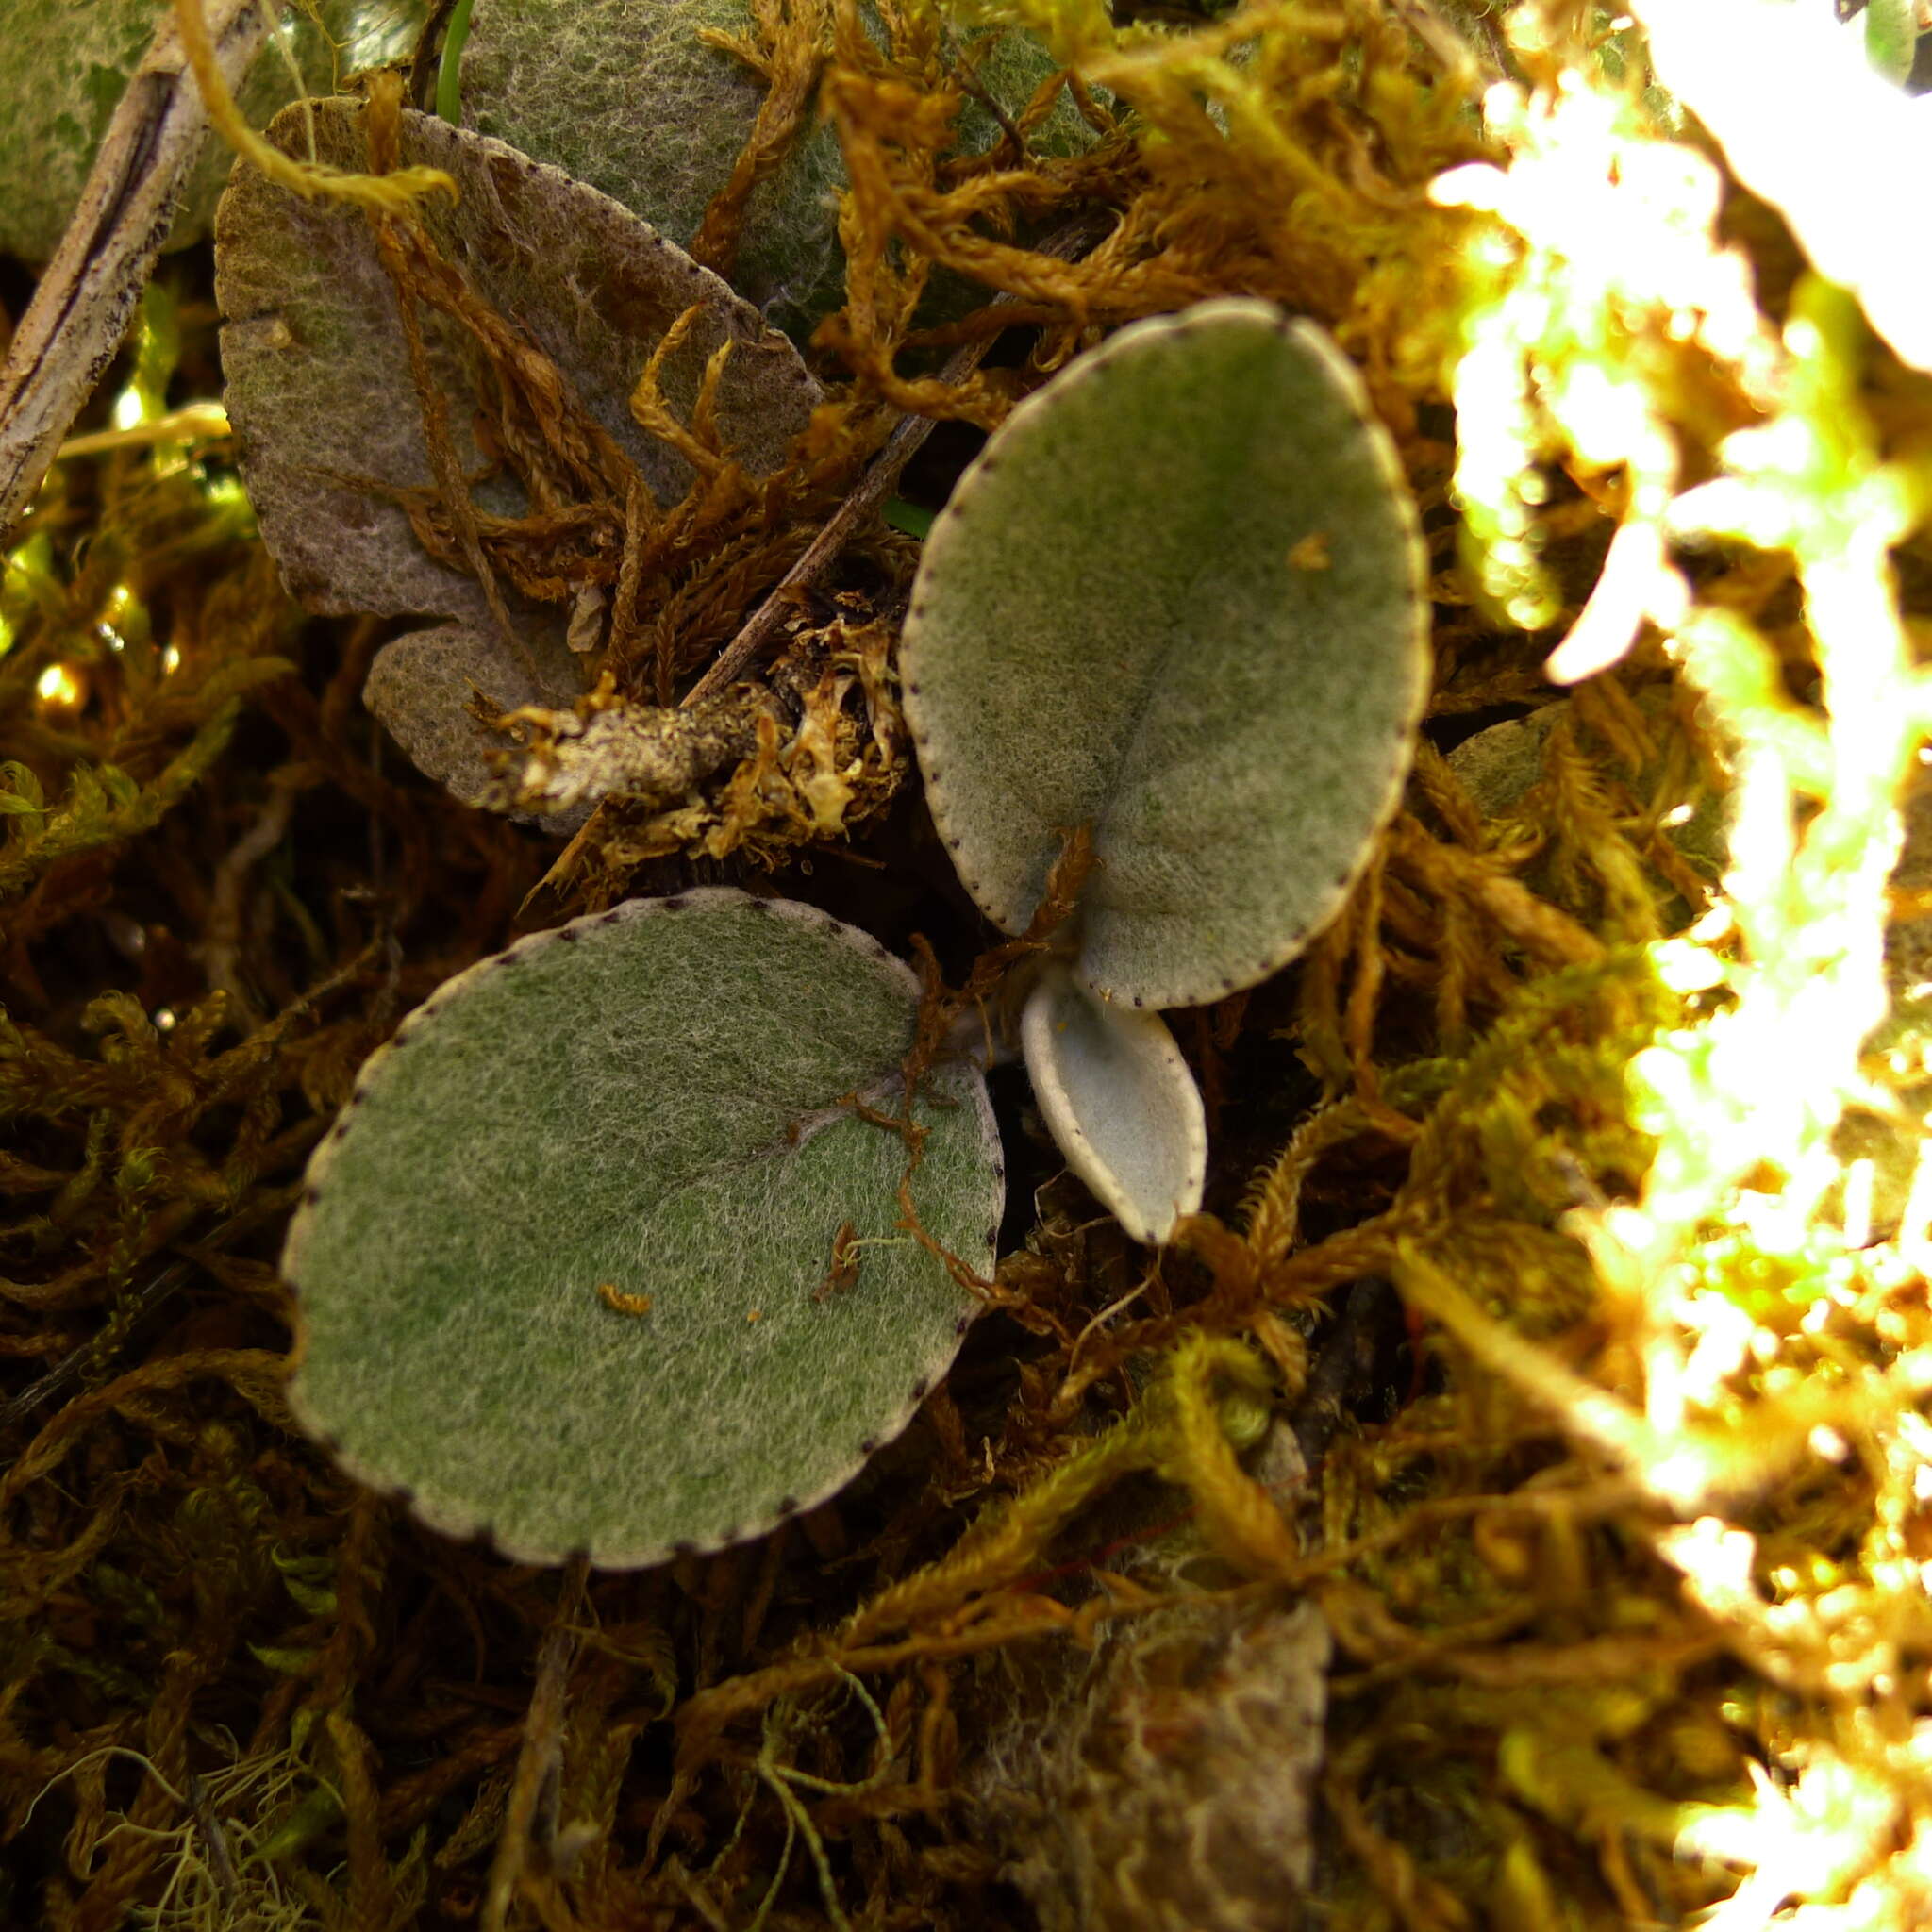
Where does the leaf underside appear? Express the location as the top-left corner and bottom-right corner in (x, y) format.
(213, 96), (821, 624)
(361, 620), (589, 826)
(902, 298), (1429, 1011)
(284, 891), (1003, 1568)
(1020, 962), (1206, 1245)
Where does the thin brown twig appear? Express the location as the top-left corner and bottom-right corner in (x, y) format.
(678, 208), (1115, 708)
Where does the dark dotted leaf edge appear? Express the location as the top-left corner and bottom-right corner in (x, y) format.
(282, 887), (1003, 1568)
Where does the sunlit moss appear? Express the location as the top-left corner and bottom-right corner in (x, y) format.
(1415, 8), (1932, 1919)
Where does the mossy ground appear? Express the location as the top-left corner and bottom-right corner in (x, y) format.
(5, 2), (1932, 1927)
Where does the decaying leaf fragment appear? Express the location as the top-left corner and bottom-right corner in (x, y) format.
(1444, 689), (1724, 938)
(503, 614), (908, 865)
(965, 1421), (1327, 1932)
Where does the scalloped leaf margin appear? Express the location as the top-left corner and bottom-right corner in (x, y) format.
(283, 890), (1003, 1568)
(901, 296), (1429, 1012)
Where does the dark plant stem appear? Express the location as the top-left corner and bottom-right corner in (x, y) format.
(1291, 1274), (1402, 1471)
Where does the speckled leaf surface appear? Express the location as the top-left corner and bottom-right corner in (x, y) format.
(214, 96), (820, 620)
(363, 618), (589, 827)
(902, 299), (1429, 1011)
(1020, 962), (1205, 1245)
(458, 0), (1094, 335)
(0, 0), (427, 263)
(284, 891), (1002, 1567)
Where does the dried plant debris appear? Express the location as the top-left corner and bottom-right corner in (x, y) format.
(284, 890), (1002, 1566)
(501, 610), (908, 858)
(967, 1423), (1326, 1932)
(457, 0), (1099, 336)
(991, 1602), (1330, 1932)
(494, 677), (766, 820)
(0, 0), (429, 263)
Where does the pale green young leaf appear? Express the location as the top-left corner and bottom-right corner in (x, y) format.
(1019, 961), (1206, 1245)
(902, 298), (1428, 1012)
(284, 891), (1003, 1568)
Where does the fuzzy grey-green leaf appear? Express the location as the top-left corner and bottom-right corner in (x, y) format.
(284, 891), (1001, 1568)
(903, 299), (1428, 1011)
(458, 0), (1096, 336)
(1020, 962), (1205, 1245)
(362, 619), (590, 829)
(214, 96), (820, 622)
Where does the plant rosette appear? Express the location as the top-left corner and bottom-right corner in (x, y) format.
(901, 297), (1429, 1242)
(282, 301), (1427, 1566)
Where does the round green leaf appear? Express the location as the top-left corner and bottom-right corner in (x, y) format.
(284, 891), (1002, 1567)
(0, 0), (427, 263)
(902, 298), (1429, 1011)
